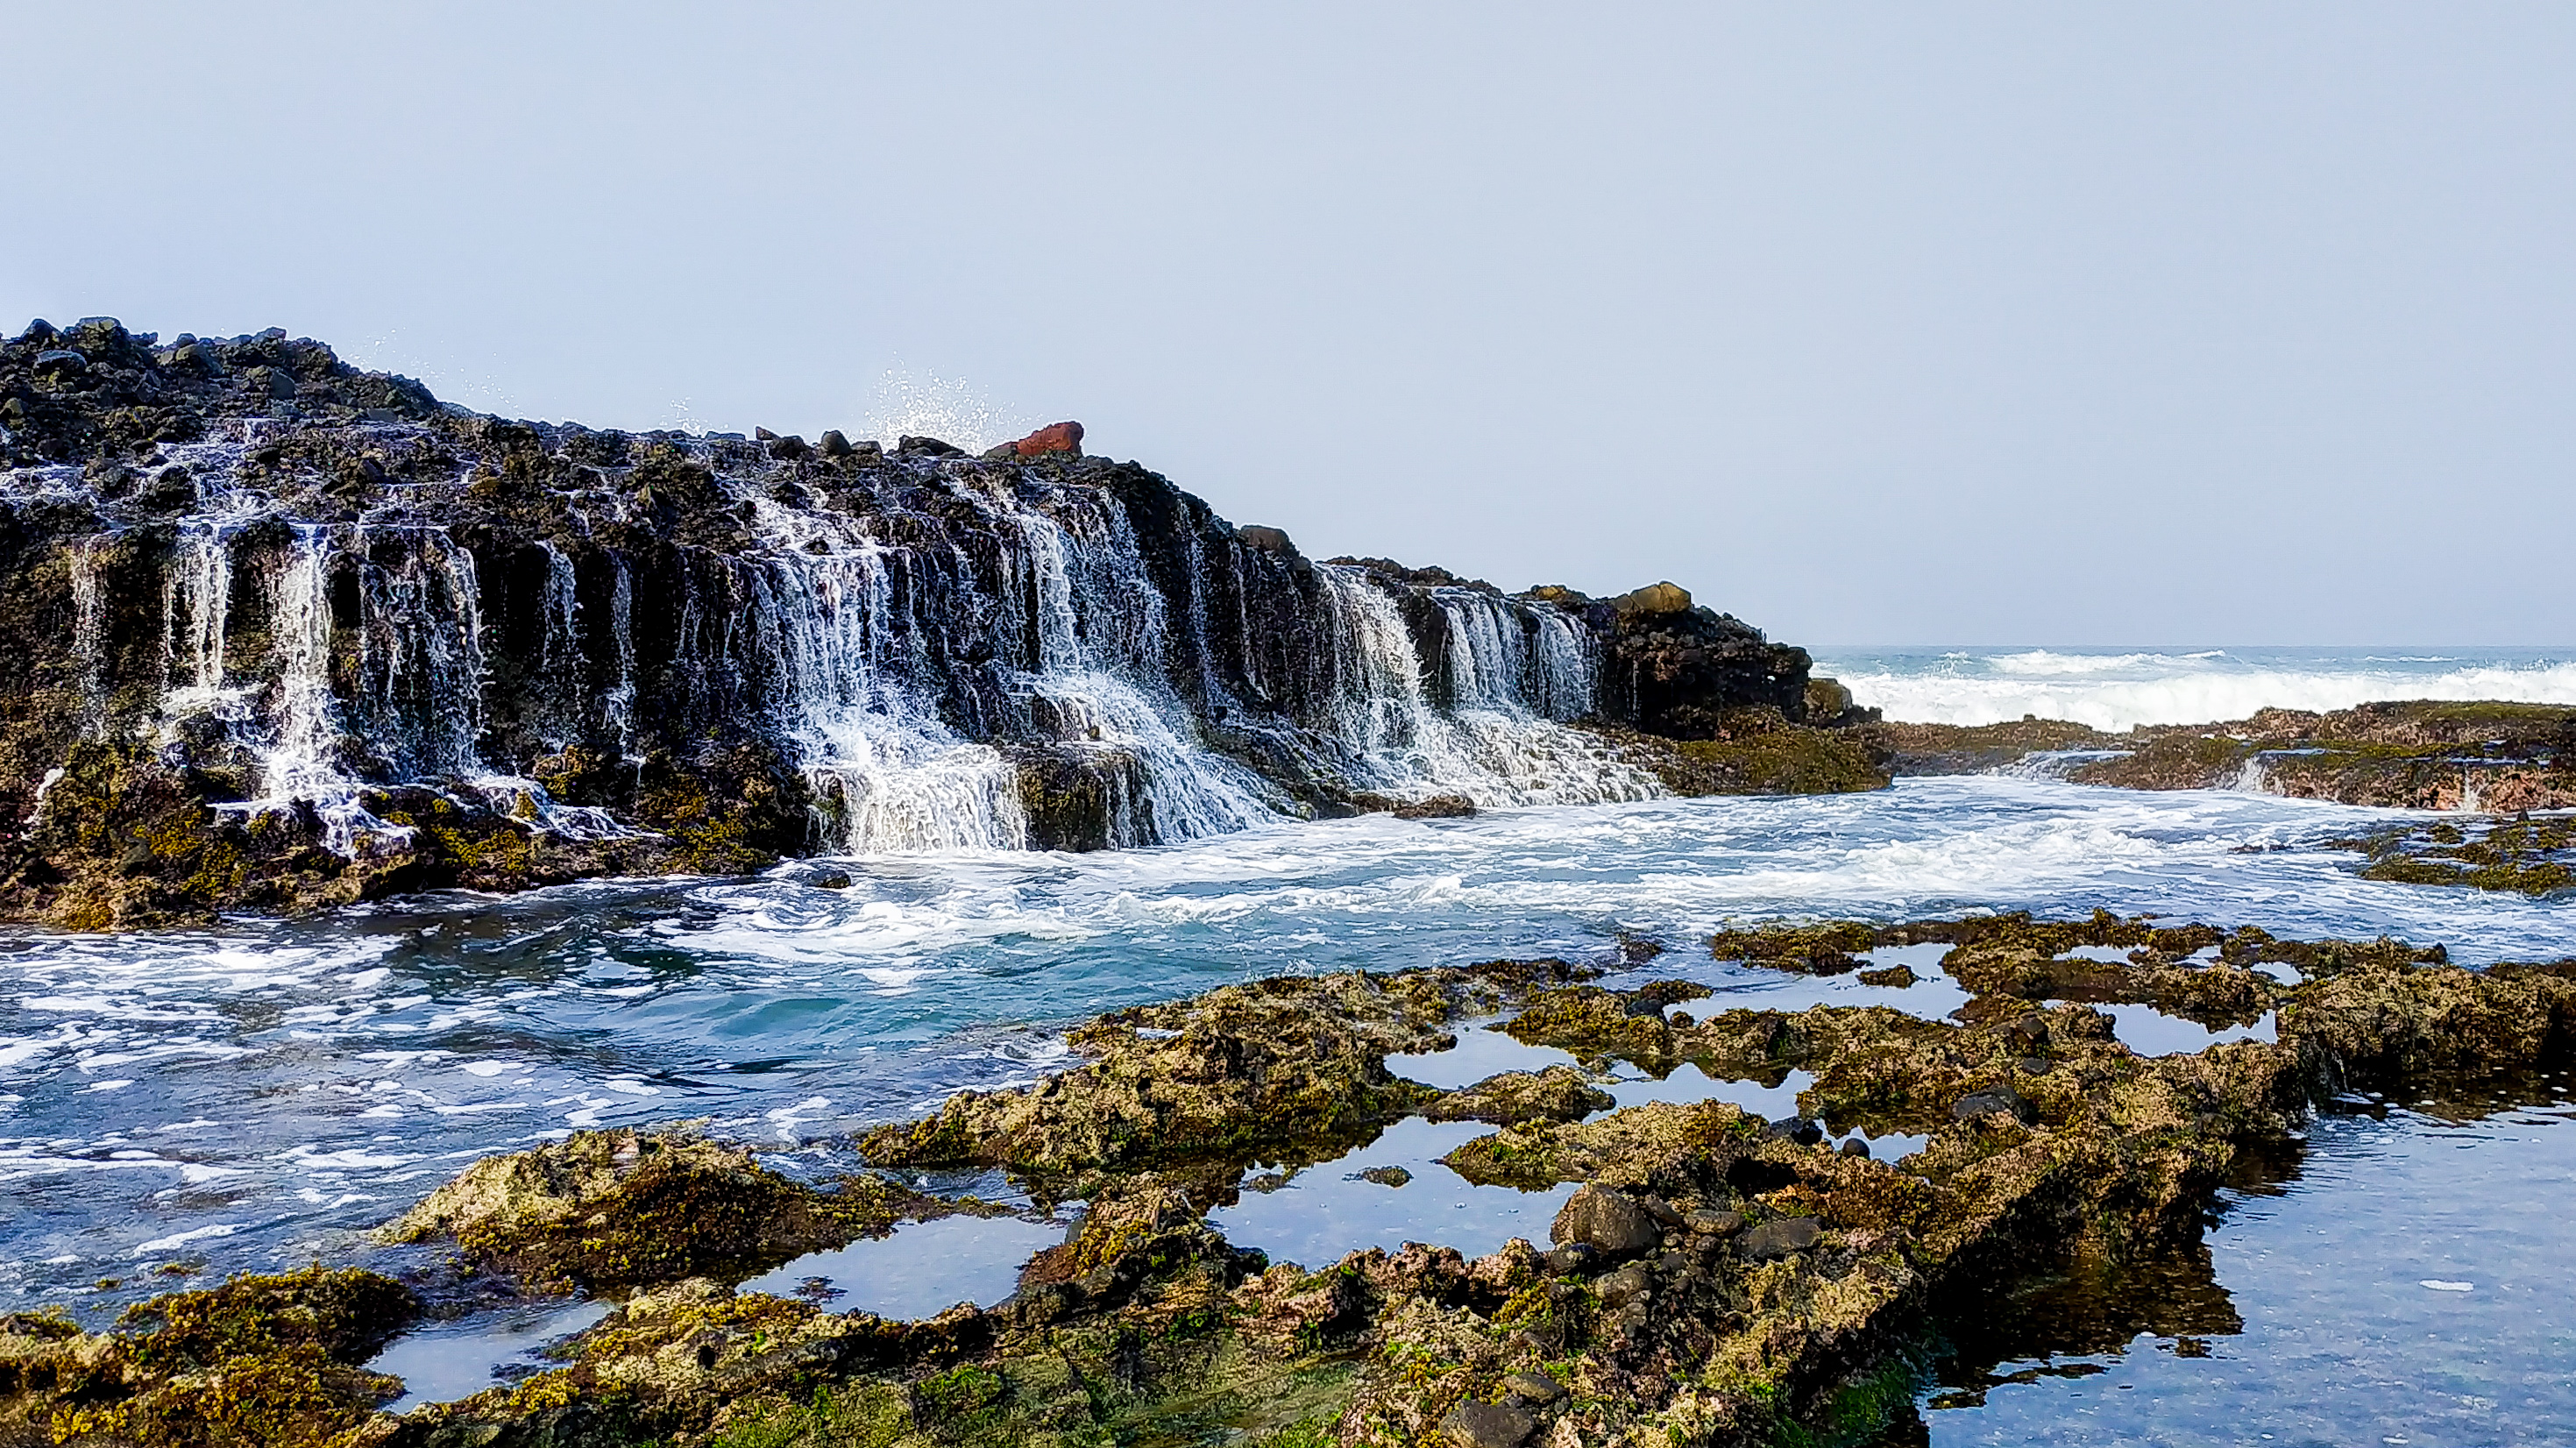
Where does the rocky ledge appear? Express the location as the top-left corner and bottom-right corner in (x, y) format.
(0, 316), (1886, 929)
(1867, 701), (2576, 810)
(1864, 702), (2576, 897)
(4, 912), (2566, 1446)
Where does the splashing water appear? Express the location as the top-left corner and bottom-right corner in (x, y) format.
(1819, 646), (2576, 731)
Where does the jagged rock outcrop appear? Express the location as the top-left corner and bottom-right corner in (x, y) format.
(0, 318), (1870, 925)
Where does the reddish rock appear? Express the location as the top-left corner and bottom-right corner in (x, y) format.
(1012, 421), (1084, 458)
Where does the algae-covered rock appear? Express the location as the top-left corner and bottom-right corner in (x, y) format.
(2332, 814), (2576, 897)
(1420, 1065), (1614, 1126)
(1584, 714), (1893, 798)
(381, 1126), (912, 1291)
(1501, 984), (1679, 1067)
(0, 1266), (415, 1448)
(1708, 920), (1881, 975)
(2070, 701), (2576, 812)
(861, 962), (1593, 1185)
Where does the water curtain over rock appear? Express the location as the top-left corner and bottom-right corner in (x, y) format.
(0, 319), (1826, 922)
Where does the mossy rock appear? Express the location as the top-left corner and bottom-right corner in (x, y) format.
(381, 1127), (912, 1291)
(1, 1266), (415, 1448)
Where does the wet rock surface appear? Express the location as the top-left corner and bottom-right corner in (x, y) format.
(6, 912), (2566, 1446)
(1870, 703), (2576, 844)
(2072, 701), (2576, 812)
(0, 319), (1884, 927)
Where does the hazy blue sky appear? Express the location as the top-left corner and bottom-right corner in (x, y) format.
(10, 4), (2572, 644)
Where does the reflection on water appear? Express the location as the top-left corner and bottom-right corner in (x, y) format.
(2097, 1004), (2277, 1057)
(365, 1297), (611, 1412)
(1921, 1079), (2576, 1445)
(1207, 1117), (1579, 1267)
(737, 1214), (1071, 1322)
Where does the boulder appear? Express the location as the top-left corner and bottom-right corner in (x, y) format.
(1740, 1215), (1823, 1260)
(1551, 1184), (1660, 1256)
(1238, 524), (1298, 556)
(1953, 1082), (2039, 1125)
(1502, 1372), (1567, 1403)
(1685, 1207), (1743, 1236)
(1011, 420), (1084, 458)
(1609, 580), (1692, 617)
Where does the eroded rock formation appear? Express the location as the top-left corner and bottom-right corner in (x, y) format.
(0, 317), (1879, 926)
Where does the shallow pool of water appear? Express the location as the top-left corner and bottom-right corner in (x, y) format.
(365, 1297), (611, 1412)
(1206, 1117), (1579, 1267)
(1925, 1084), (2576, 1445)
(736, 1212), (1071, 1321)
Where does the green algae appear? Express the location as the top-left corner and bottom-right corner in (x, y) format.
(0, 1267), (416, 1448)
(380, 1127), (960, 1293)
(1584, 717), (1893, 799)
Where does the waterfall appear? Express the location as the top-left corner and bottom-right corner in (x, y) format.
(2231, 754), (2272, 795)
(603, 554), (637, 756)
(1316, 568), (1658, 807)
(348, 528), (488, 780)
(167, 524), (232, 706)
(255, 524), (391, 853)
(734, 536), (1030, 855)
(6, 414), (1676, 866)
(1006, 506), (1270, 843)
(68, 536), (108, 735)
(1432, 589), (1598, 719)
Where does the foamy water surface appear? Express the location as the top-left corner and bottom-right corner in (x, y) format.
(4, 774), (2569, 1317)
(1817, 646), (2576, 731)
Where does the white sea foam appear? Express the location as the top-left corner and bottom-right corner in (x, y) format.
(1819, 649), (2576, 731)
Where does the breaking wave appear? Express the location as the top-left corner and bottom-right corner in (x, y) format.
(1817, 648), (2576, 731)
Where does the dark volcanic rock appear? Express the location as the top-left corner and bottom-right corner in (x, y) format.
(0, 318), (1865, 926)
(1739, 1215), (1823, 1260)
(1951, 1082), (2040, 1125)
(1443, 1398), (1536, 1448)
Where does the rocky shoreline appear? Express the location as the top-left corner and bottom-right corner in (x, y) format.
(1866, 702), (2576, 896)
(1867, 700), (2576, 807)
(8, 316), (2567, 930)
(5, 912), (2566, 1447)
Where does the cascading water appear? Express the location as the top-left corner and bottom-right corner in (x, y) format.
(4, 408), (1676, 867)
(1003, 503), (1274, 844)
(735, 538), (1031, 855)
(1313, 568), (1658, 807)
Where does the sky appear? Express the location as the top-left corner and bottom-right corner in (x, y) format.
(8, 3), (2572, 645)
